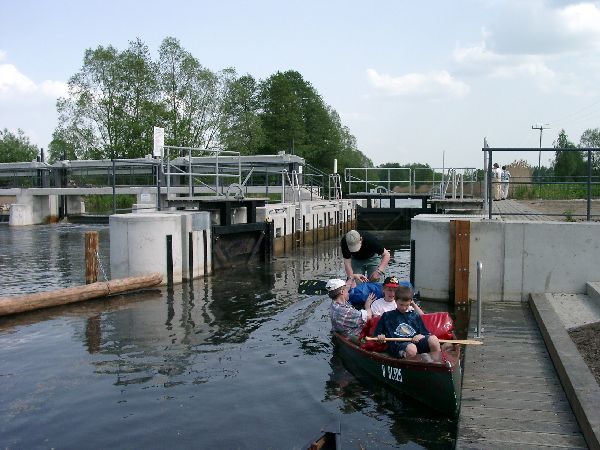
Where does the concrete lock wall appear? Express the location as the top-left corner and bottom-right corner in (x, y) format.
(110, 213), (183, 285)
(412, 215), (600, 301)
(256, 200), (356, 236)
(192, 212), (212, 278)
(256, 205), (294, 237)
(166, 211), (212, 280)
(8, 190), (59, 225)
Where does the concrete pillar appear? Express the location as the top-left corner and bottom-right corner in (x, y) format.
(8, 204), (33, 226)
(8, 190), (59, 225)
(66, 196), (85, 215)
(192, 212), (212, 277)
(133, 191), (157, 213)
(165, 211), (212, 280)
(109, 213), (183, 285)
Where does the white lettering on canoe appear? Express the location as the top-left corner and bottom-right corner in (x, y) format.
(381, 365), (402, 383)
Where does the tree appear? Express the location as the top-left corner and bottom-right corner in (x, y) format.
(553, 129), (585, 181)
(158, 37), (232, 151)
(55, 38), (161, 160)
(0, 128), (39, 163)
(259, 71), (307, 155)
(258, 70), (372, 175)
(579, 128), (600, 174)
(219, 74), (265, 155)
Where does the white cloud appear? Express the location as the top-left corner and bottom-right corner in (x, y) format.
(0, 52), (68, 98)
(452, 41), (501, 64)
(560, 3), (600, 41)
(0, 63), (37, 95)
(479, 1), (600, 56)
(366, 68), (470, 99)
(451, 2), (600, 93)
(40, 80), (69, 97)
(0, 51), (66, 148)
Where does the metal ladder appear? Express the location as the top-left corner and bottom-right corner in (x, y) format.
(329, 173), (342, 200)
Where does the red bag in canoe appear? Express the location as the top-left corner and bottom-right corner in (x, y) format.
(421, 312), (454, 340)
(358, 316), (387, 352)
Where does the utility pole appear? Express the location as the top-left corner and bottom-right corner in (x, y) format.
(531, 124), (550, 170)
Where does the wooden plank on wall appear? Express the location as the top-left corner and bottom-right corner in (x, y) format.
(449, 220), (456, 300)
(454, 220), (470, 305)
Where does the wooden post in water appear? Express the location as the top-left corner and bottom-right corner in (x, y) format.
(85, 231), (99, 284)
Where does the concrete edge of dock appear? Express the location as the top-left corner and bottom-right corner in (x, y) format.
(530, 293), (600, 450)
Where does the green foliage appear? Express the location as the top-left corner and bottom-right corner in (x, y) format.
(258, 71), (308, 155)
(0, 128), (39, 163)
(564, 210), (576, 222)
(553, 130), (586, 181)
(219, 74), (265, 154)
(82, 195), (137, 213)
(158, 37), (232, 149)
(256, 70), (371, 175)
(54, 39), (161, 161)
(512, 183), (600, 200)
(375, 162), (441, 191)
(579, 128), (600, 175)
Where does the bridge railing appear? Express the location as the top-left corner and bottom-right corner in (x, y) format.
(483, 147), (600, 221)
(344, 166), (478, 197)
(344, 167), (411, 194)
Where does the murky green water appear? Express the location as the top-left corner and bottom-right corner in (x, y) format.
(0, 224), (457, 449)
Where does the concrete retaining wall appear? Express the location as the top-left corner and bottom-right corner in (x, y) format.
(110, 213), (183, 285)
(256, 199), (360, 255)
(412, 215), (600, 301)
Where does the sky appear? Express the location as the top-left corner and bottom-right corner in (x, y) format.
(2, 0), (600, 169)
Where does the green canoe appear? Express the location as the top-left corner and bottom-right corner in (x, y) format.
(334, 332), (462, 418)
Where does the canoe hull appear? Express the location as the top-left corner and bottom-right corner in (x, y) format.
(334, 333), (462, 418)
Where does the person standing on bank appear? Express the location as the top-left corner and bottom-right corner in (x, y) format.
(493, 163), (502, 201)
(341, 230), (391, 283)
(501, 165), (511, 200)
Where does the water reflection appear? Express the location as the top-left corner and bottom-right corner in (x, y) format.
(0, 225), (457, 449)
(0, 224), (111, 296)
(324, 351), (456, 449)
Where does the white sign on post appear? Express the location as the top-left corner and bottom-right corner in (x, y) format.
(153, 127), (164, 157)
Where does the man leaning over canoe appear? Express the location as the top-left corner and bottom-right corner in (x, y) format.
(341, 230), (391, 283)
(374, 286), (441, 360)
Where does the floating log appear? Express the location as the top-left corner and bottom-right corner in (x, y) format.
(0, 273), (163, 317)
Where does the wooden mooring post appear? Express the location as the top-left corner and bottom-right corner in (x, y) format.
(451, 220), (470, 305)
(85, 231), (99, 284)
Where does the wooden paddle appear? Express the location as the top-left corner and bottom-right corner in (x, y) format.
(365, 336), (482, 345)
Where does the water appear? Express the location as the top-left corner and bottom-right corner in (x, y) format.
(0, 224), (456, 449)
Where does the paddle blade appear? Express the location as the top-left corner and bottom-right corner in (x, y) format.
(298, 280), (328, 295)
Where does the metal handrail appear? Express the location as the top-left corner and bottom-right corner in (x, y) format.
(475, 261), (483, 338)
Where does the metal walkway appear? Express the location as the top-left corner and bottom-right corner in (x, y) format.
(456, 301), (587, 449)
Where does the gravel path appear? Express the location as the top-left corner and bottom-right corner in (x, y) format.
(515, 199), (600, 221)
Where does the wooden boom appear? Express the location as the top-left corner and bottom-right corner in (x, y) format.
(0, 273), (163, 317)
